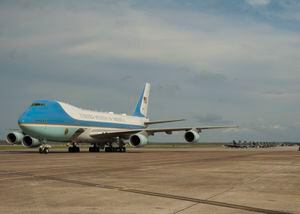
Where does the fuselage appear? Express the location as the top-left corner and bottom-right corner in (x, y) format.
(18, 100), (147, 143)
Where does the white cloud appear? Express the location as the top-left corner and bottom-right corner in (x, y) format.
(245, 0), (271, 7)
(1, 2), (299, 80)
(53, 9), (300, 82)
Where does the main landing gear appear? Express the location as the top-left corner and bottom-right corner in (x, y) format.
(39, 144), (51, 154)
(88, 143), (126, 153)
(104, 146), (126, 153)
(68, 143), (80, 153)
(103, 138), (126, 152)
(89, 144), (100, 152)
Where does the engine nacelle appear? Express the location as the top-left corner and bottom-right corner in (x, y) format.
(129, 133), (148, 147)
(22, 136), (42, 148)
(184, 129), (200, 143)
(6, 131), (24, 145)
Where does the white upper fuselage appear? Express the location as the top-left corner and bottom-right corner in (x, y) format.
(59, 102), (147, 128)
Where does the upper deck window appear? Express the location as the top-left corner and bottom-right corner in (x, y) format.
(31, 103), (46, 107)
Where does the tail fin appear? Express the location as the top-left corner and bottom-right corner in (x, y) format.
(133, 83), (151, 118)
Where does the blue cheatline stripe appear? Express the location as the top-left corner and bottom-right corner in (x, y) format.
(60, 119), (145, 129)
(21, 121), (144, 129)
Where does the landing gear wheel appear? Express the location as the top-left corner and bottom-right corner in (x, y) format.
(105, 147), (112, 152)
(104, 146), (126, 152)
(68, 144), (80, 153)
(44, 148), (49, 154)
(89, 144), (100, 152)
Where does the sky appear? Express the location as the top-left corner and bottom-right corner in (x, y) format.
(1, 0), (300, 142)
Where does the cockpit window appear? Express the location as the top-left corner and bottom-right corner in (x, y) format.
(31, 103), (46, 107)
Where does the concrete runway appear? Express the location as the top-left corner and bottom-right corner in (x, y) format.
(0, 146), (299, 214)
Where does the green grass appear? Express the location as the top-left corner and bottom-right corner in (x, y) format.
(0, 145), (25, 150)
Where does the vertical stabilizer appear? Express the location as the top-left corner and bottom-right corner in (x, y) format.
(133, 83), (150, 118)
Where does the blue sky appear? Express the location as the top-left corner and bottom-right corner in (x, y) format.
(1, 0), (300, 142)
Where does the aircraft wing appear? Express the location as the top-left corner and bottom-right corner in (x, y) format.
(144, 119), (185, 125)
(90, 125), (238, 139)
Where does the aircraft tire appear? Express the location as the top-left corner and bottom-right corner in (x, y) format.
(68, 146), (79, 153)
(105, 147), (112, 152)
(89, 145), (100, 152)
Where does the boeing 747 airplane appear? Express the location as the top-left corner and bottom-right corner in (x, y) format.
(6, 83), (237, 153)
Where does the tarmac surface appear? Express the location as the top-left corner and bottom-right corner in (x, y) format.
(0, 146), (299, 214)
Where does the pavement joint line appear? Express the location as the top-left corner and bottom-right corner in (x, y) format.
(9, 171), (291, 214)
(117, 189), (290, 214)
(205, 174), (263, 201)
(173, 202), (199, 214)
(205, 186), (235, 201)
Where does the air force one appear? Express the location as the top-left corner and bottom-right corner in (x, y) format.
(6, 83), (237, 153)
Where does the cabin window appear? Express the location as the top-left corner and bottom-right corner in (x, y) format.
(31, 103), (46, 107)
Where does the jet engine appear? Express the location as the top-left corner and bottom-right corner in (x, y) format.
(6, 131), (24, 145)
(22, 136), (42, 148)
(184, 129), (200, 143)
(129, 132), (148, 147)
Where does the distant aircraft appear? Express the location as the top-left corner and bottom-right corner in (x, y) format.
(224, 140), (278, 149)
(6, 83), (237, 153)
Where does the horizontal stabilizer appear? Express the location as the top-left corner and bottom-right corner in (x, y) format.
(144, 119), (185, 125)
